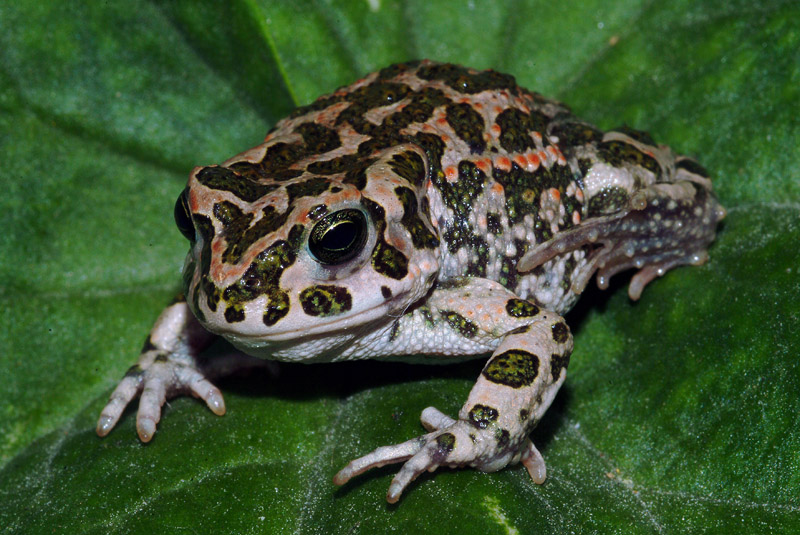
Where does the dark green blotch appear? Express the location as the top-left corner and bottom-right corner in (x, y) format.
(229, 160), (302, 183)
(224, 305), (245, 323)
(296, 121), (341, 153)
(519, 409), (529, 422)
(551, 321), (569, 343)
(434, 159), (485, 222)
(299, 285), (353, 317)
(287, 223), (305, 249)
(380, 286), (392, 299)
(394, 186), (439, 249)
(337, 82), (412, 137)
(381, 87), (450, 132)
(468, 404), (499, 429)
(495, 108), (547, 153)
(492, 157), (573, 229)
(550, 120), (604, 148)
(436, 278), (469, 290)
(213, 200), (248, 228)
(495, 429), (511, 450)
(599, 140), (660, 177)
(506, 298), (540, 318)
(377, 61), (421, 80)
(417, 63), (517, 95)
(412, 132), (446, 175)
(508, 325), (531, 335)
(361, 196), (409, 280)
(222, 205), (290, 265)
(371, 239), (409, 280)
(196, 166), (277, 203)
(286, 178), (330, 204)
(263, 290), (290, 326)
(389, 151), (427, 186)
(154, 353), (169, 363)
(588, 186), (630, 217)
(482, 349), (540, 388)
(550, 352), (571, 381)
(213, 201), (251, 262)
(261, 142), (308, 174)
(432, 433), (456, 463)
(347, 81), (411, 108)
(441, 310), (478, 339)
(341, 157), (375, 190)
(445, 102), (486, 154)
(306, 154), (360, 175)
(223, 238), (298, 326)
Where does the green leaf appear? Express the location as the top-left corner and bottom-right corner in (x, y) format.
(1, 0), (798, 533)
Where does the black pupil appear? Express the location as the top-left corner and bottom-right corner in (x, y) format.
(309, 209), (367, 265)
(321, 221), (358, 251)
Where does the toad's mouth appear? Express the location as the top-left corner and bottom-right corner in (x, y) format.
(198, 291), (407, 349)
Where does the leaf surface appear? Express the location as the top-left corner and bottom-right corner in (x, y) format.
(1, 1), (798, 533)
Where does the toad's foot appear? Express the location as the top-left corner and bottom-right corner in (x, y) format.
(96, 355), (226, 442)
(96, 298), (256, 442)
(333, 407), (547, 503)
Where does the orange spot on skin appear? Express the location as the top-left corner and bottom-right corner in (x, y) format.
(549, 188), (561, 202)
(437, 117), (448, 126)
(576, 188), (585, 203)
(494, 106), (504, 114)
(496, 156), (512, 172)
(513, 155), (527, 168)
(527, 153), (540, 167)
(547, 145), (563, 160)
(572, 211), (581, 225)
(491, 124), (502, 135)
(473, 102), (483, 109)
(538, 149), (549, 164)
(532, 132), (542, 143)
(445, 166), (458, 181)
(476, 159), (490, 173)
(491, 182), (505, 195)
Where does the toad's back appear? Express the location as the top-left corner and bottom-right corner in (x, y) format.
(218, 60), (722, 317)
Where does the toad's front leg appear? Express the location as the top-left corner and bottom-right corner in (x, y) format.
(96, 297), (263, 442)
(334, 279), (573, 503)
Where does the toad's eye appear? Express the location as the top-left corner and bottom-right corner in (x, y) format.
(308, 209), (368, 265)
(174, 189), (195, 242)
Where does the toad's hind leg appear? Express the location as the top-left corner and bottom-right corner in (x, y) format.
(519, 178), (726, 299)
